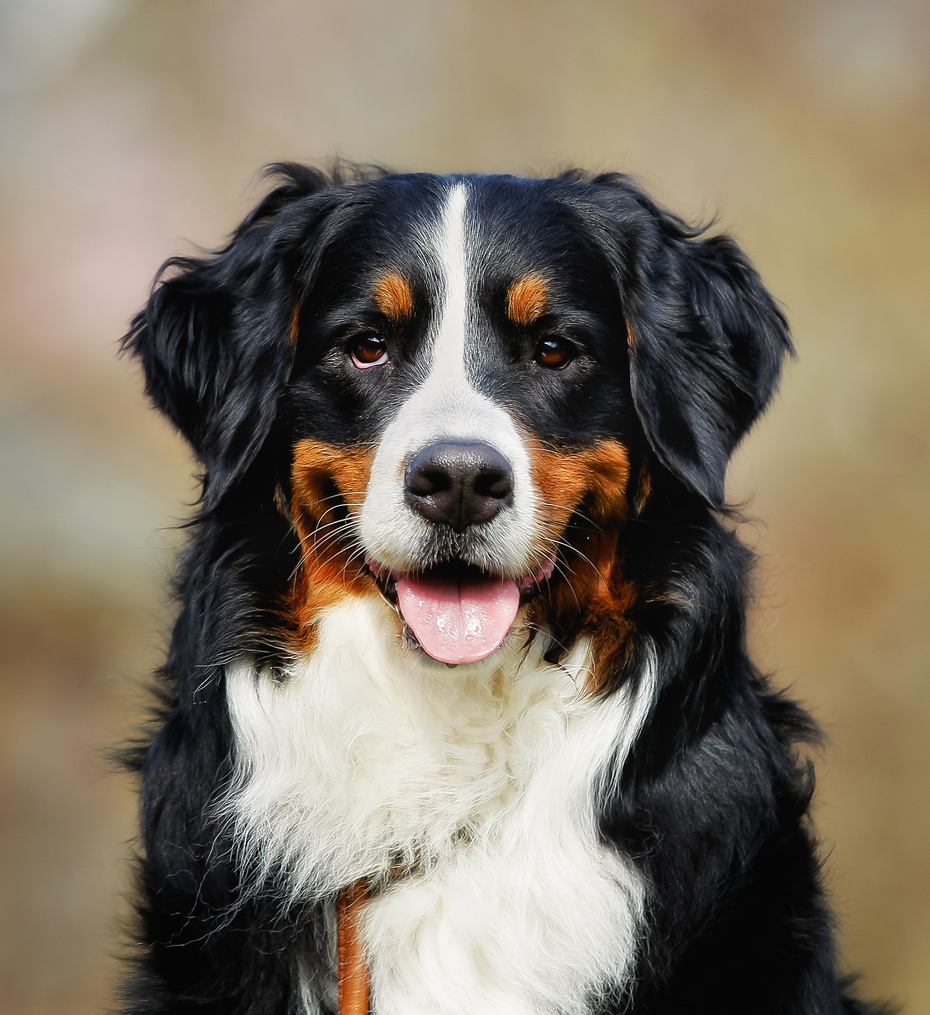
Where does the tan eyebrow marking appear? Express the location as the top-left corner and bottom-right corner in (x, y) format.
(506, 273), (549, 326)
(372, 272), (415, 321)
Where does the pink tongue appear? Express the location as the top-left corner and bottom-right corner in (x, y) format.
(395, 572), (521, 665)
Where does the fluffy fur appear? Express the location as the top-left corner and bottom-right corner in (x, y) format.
(120, 164), (880, 1014)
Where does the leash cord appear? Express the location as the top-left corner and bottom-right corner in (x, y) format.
(337, 880), (371, 1015)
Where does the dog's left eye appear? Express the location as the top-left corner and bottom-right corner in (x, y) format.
(348, 334), (389, 368)
(533, 336), (576, 370)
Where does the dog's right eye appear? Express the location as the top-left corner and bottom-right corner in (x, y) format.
(348, 334), (389, 368)
(533, 336), (576, 370)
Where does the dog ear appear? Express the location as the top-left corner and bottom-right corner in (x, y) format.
(122, 170), (334, 510)
(625, 216), (793, 508)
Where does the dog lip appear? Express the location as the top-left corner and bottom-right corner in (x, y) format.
(365, 554), (399, 604)
(364, 555), (392, 582)
(363, 551), (556, 593)
(516, 550), (557, 590)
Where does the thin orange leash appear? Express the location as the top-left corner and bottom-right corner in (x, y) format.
(337, 879), (371, 1015)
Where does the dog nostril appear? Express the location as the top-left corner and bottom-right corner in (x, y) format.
(405, 441), (514, 529)
(474, 467), (513, 501)
(406, 465), (452, 498)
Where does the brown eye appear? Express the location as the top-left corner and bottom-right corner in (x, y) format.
(534, 336), (576, 370)
(349, 334), (389, 368)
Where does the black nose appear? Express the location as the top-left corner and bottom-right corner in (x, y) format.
(404, 441), (514, 530)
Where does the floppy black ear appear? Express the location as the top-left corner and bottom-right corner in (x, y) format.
(625, 217), (793, 507)
(122, 170), (334, 510)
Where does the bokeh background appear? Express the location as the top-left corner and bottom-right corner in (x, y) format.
(1, 1), (927, 1011)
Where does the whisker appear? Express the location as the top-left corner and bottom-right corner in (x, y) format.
(546, 556), (583, 612)
(556, 538), (606, 580)
(532, 497), (606, 535)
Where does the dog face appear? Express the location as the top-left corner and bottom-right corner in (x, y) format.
(125, 167), (789, 674)
(281, 177), (643, 666)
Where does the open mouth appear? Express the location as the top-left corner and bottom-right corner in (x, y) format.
(365, 554), (555, 665)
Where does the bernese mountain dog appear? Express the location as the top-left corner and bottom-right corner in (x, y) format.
(120, 164), (879, 1014)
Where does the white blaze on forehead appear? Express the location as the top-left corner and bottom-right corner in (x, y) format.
(359, 182), (539, 577)
(433, 182), (470, 380)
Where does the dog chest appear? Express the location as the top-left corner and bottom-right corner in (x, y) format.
(224, 596), (650, 1013)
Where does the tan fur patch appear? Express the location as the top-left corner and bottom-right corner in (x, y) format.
(289, 303), (301, 344)
(633, 458), (652, 516)
(288, 438), (377, 648)
(506, 273), (548, 326)
(528, 439), (638, 691)
(373, 272), (415, 321)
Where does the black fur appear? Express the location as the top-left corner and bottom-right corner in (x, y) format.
(119, 165), (882, 1014)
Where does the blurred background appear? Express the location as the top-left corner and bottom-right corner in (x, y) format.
(0, 0), (927, 1011)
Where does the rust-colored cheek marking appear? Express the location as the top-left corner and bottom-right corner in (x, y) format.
(506, 273), (548, 326)
(373, 272), (415, 321)
(530, 439), (631, 537)
(289, 303), (302, 344)
(529, 439), (638, 691)
(626, 320), (635, 351)
(288, 438), (377, 647)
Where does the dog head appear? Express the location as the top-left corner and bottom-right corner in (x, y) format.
(124, 166), (790, 671)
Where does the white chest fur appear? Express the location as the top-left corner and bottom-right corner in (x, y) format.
(224, 597), (653, 1015)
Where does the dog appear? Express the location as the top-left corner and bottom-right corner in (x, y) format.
(120, 164), (879, 1014)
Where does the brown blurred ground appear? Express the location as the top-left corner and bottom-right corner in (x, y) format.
(0, 1), (927, 1011)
